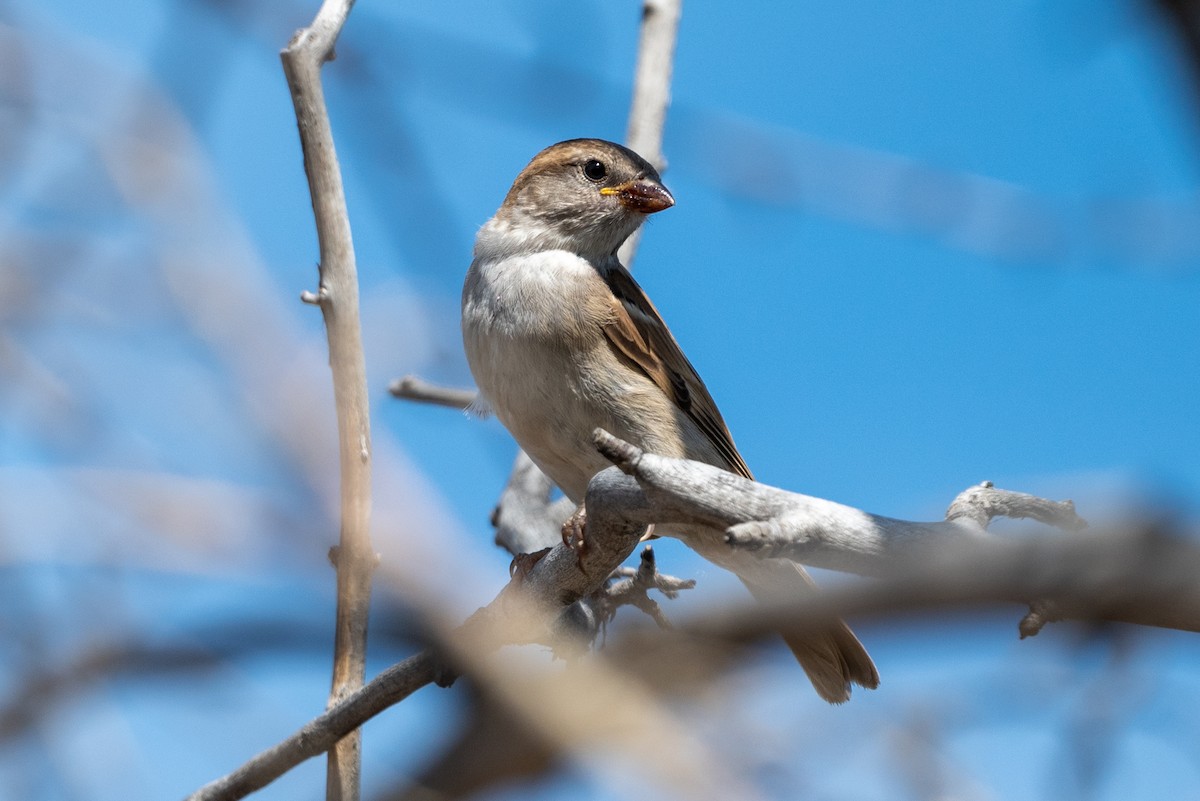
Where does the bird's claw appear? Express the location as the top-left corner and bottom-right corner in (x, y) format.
(509, 547), (552, 581)
(562, 505), (588, 550)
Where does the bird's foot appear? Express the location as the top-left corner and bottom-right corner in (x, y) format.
(562, 504), (588, 550)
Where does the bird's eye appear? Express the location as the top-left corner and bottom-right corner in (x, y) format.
(583, 160), (607, 182)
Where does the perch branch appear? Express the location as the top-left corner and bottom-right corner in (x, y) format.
(591, 429), (1200, 634)
(945, 480), (1085, 530)
(594, 428), (986, 576)
(281, 3), (376, 800)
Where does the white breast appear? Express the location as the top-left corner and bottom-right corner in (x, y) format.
(462, 218), (687, 503)
(462, 248), (616, 502)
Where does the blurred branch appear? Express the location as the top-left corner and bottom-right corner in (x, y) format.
(381, 691), (557, 801)
(187, 432), (1199, 801)
(674, 523), (1200, 645)
(280, 3), (376, 801)
(1154, 0), (1200, 104)
(618, 0), (681, 267)
(0, 644), (219, 741)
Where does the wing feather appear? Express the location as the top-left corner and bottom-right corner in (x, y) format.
(599, 264), (753, 479)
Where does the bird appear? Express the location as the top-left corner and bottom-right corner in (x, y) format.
(461, 138), (878, 703)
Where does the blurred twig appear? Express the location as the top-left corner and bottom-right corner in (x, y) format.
(1154, 0), (1200, 105)
(281, 3), (376, 800)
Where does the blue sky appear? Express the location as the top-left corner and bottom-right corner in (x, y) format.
(3, 1), (1200, 799)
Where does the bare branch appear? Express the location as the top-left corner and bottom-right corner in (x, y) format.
(185, 653), (438, 801)
(946, 480), (1086, 530)
(388, 375), (478, 410)
(594, 428), (983, 576)
(186, 474), (696, 801)
(186, 444), (1199, 801)
(490, 451), (577, 556)
(280, 3), (376, 799)
(624, 0), (681, 171)
(590, 429), (1200, 634)
(597, 545), (696, 630)
(618, 0), (682, 267)
(677, 524), (1200, 643)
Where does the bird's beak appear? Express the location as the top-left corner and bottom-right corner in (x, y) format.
(600, 179), (675, 214)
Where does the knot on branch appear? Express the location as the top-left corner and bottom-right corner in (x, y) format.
(1019, 599), (1065, 639)
(593, 429), (644, 474)
(299, 287), (328, 306)
(724, 519), (803, 558)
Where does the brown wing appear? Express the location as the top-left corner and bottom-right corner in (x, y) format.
(600, 264), (753, 479)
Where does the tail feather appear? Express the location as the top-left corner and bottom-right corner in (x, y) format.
(738, 562), (879, 704)
(778, 617), (879, 704)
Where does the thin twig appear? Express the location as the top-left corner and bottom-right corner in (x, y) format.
(280, 3), (376, 800)
(184, 653), (438, 801)
(597, 545), (696, 630)
(388, 375), (478, 410)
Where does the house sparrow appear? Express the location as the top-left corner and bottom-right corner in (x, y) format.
(462, 138), (878, 703)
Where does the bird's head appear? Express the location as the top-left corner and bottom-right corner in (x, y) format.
(487, 138), (674, 259)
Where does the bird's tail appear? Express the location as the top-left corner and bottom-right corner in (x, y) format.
(737, 561), (879, 704)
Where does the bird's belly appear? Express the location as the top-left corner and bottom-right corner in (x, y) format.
(463, 251), (688, 503)
(466, 330), (683, 505)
